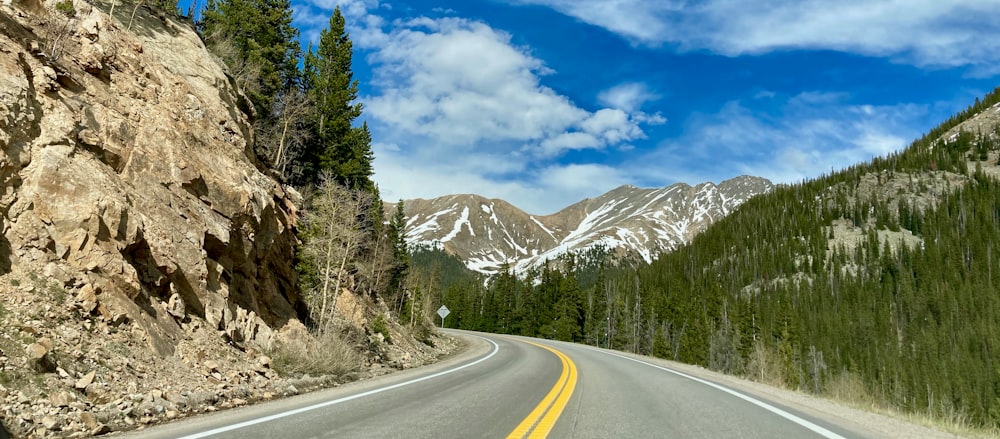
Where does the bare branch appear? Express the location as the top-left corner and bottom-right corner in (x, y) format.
(299, 176), (374, 334)
(255, 89), (313, 180)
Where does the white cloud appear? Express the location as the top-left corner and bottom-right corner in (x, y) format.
(598, 82), (659, 112)
(357, 16), (660, 160)
(372, 144), (623, 214)
(535, 163), (628, 203)
(626, 94), (924, 186)
(363, 18), (590, 149)
(597, 83), (667, 126)
(507, 0), (1000, 70)
(539, 132), (603, 156)
(581, 109), (640, 143)
(507, 0), (677, 45)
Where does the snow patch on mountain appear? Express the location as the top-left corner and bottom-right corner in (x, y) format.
(440, 206), (472, 242)
(531, 216), (557, 241)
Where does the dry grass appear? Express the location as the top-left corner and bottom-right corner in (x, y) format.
(822, 371), (875, 407)
(741, 351), (999, 437)
(822, 371), (1000, 438)
(265, 330), (361, 377)
(885, 403), (1000, 438)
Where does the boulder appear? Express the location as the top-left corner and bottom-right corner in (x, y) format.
(49, 391), (74, 407)
(79, 411), (99, 430)
(75, 370), (96, 390)
(26, 341), (54, 372)
(40, 415), (60, 431)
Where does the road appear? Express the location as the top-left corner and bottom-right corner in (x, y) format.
(127, 330), (868, 438)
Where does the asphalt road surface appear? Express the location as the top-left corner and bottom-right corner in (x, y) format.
(126, 330), (868, 438)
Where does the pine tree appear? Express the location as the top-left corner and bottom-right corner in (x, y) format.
(198, 0), (300, 116)
(387, 200), (410, 307)
(302, 7), (374, 190)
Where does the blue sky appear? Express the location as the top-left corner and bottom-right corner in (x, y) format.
(284, 0), (1000, 214)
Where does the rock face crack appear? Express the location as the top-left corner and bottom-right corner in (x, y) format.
(0, 52), (44, 274)
(11, 52), (42, 142)
(121, 235), (170, 300)
(0, 216), (9, 274)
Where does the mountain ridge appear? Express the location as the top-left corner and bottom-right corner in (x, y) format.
(398, 175), (774, 273)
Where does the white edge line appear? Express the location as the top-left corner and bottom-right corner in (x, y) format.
(180, 336), (500, 439)
(583, 346), (848, 439)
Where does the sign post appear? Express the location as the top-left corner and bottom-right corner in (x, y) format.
(436, 305), (450, 328)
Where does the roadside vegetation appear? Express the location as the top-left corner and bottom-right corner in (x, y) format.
(193, 0), (432, 376)
(267, 331), (360, 377)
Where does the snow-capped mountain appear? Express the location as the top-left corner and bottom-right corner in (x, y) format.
(399, 176), (774, 273)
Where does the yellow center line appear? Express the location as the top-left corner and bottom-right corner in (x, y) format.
(506, 340), (578, 439)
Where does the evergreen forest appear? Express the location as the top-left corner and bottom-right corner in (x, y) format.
(418, 88), (1000, 429)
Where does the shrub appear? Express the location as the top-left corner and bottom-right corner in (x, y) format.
(266, 331), (359, 377)
(55, 0), (76, 17)
(371, 315), (391, 343)
(744, 341), (785, 387)
(823, 371), (875, 407)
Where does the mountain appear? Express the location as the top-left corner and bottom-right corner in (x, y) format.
(400, 176), (774, 273)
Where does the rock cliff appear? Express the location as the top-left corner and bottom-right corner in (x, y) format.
(0, 0), (300, 355)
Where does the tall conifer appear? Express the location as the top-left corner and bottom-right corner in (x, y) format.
(302, 7), (374, 190)
(387, 201), (410, 300)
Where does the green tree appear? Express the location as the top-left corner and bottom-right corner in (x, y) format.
(198, 0), (300, 116)
(387, 200), (410, 312)
(301, 7), (374, 190)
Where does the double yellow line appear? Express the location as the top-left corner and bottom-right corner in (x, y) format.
(506, 340), (578, 439)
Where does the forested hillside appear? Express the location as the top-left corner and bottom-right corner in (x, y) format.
(424, 87), (1000, 428)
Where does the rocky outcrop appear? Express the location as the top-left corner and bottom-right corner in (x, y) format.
(0, 0), (300, 356)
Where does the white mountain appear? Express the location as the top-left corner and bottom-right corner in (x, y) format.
(398, 176), (774, 273)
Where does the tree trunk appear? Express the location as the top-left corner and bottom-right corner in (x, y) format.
(318, 220), (335, 334)
(331, 229), (354, 329)
(273, 116), (291, 170)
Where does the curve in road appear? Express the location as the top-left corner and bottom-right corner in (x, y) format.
(127, 331), (872, 438)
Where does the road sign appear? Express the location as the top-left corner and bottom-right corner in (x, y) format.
(437, 305), (450, 327)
